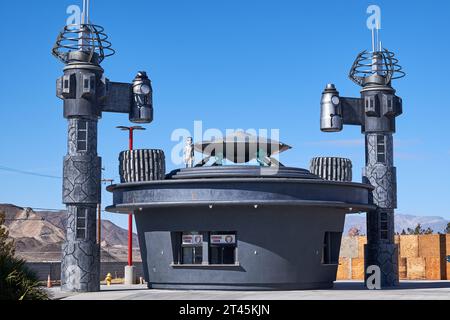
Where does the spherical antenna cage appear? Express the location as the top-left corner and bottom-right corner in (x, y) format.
(52, 24), (115, 64)
(349, 49), (405, 87)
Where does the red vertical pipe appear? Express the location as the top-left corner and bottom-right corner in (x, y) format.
(128, 128), (134, 267)
(129, 128), (134, 152)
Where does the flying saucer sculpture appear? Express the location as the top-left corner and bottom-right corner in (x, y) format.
(194, 132), (292, 167)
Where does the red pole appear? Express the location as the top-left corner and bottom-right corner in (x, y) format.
(129, 128), (134, 151)
(128, 128), (134, 267)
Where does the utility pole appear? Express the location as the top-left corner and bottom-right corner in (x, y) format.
(117, 126), (146, 284)
(98, 179), (114, 245)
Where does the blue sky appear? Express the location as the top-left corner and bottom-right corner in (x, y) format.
(0, 0), (449, 229)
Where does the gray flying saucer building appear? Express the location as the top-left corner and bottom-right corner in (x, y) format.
(53, 1), (404, 292)
(108, 133), (374, 290)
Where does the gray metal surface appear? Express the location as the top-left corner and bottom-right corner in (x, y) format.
(310, 157), (353, 182)
(119, 149), (166, 183)
(134, 206), (346, 290)
(167, 166), (319, 180)
(106, 177), (375, 213)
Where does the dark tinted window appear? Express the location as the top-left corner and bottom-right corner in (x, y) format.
(209, 232), (237, 265)
(76, 208), (87, 240)
(377, 135), (386, 163)
(77, 121), (88, 152)
(323, 232), (342, 265)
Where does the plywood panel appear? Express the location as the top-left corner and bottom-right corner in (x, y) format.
(357, 236), (367, 259)
(407, 257), (426, 280)
(340, 237), (359, 259)
(399, 257), (407, 280)
(418, 235), (441, 257)
(446, 235), (450, 255)
(399, 235), (419, 258)
(425, 257), (443, 280)
(337, 258), (350, 280)
(351, 258), (365, 280)
(446, 235), (450, 280)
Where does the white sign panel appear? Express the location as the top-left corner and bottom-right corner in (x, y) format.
(210, 234), (236, 245)
(182, 234), (203, 245)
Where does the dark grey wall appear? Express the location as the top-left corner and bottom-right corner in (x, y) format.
(135, 206), (346, 290)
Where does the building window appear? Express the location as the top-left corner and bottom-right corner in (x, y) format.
(181, 232), (203, 264)
(380, 212), (389, 240)
(322, 232), (342, 265)
(77, 121), (88, 152)
(209, 232), (237, 265)
(174, 231), (238, 265)
(376, 135), (386, 163)
(76, 208), (87, 240)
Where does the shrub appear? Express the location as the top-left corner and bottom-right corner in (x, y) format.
(0, 210), (48, 300)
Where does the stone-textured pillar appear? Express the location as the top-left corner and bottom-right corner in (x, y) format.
(62, 205), (100, 291)
(61, 118), (101, 292)
(363, 94), (400, 287)
(57, 55), (105, 292)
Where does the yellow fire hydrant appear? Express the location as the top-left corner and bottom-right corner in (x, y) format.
(105, 273), (113, 286)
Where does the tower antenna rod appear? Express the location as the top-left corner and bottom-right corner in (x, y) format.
(371, 19), (381, 53)
(371, 28), (375, 53)
(80, 0), (91, 51)
(82, 0), (90, 25)
(376, 20), (381, 52)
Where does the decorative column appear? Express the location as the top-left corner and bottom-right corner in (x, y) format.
(320, 48), (405, 287)
(361, 85), (401, 286)
(55, 48), (105, 291)
(53, 9), (153, 291)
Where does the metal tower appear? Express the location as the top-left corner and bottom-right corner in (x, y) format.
(52, 0), (153, 292)
(320, 30), (405, 287)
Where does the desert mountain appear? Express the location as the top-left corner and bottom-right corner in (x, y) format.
(344, 213), (449, 235)
(0, 204), (140, 262)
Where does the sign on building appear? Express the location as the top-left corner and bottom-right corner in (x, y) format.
(210, 234), (236, 245)
(182, 234), (203, 245)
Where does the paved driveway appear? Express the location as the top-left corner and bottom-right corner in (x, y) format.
(47, 281), (450, 300)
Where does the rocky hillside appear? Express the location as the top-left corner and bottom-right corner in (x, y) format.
(344, 213), (449, 235)
(0, 204), (141, 262)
